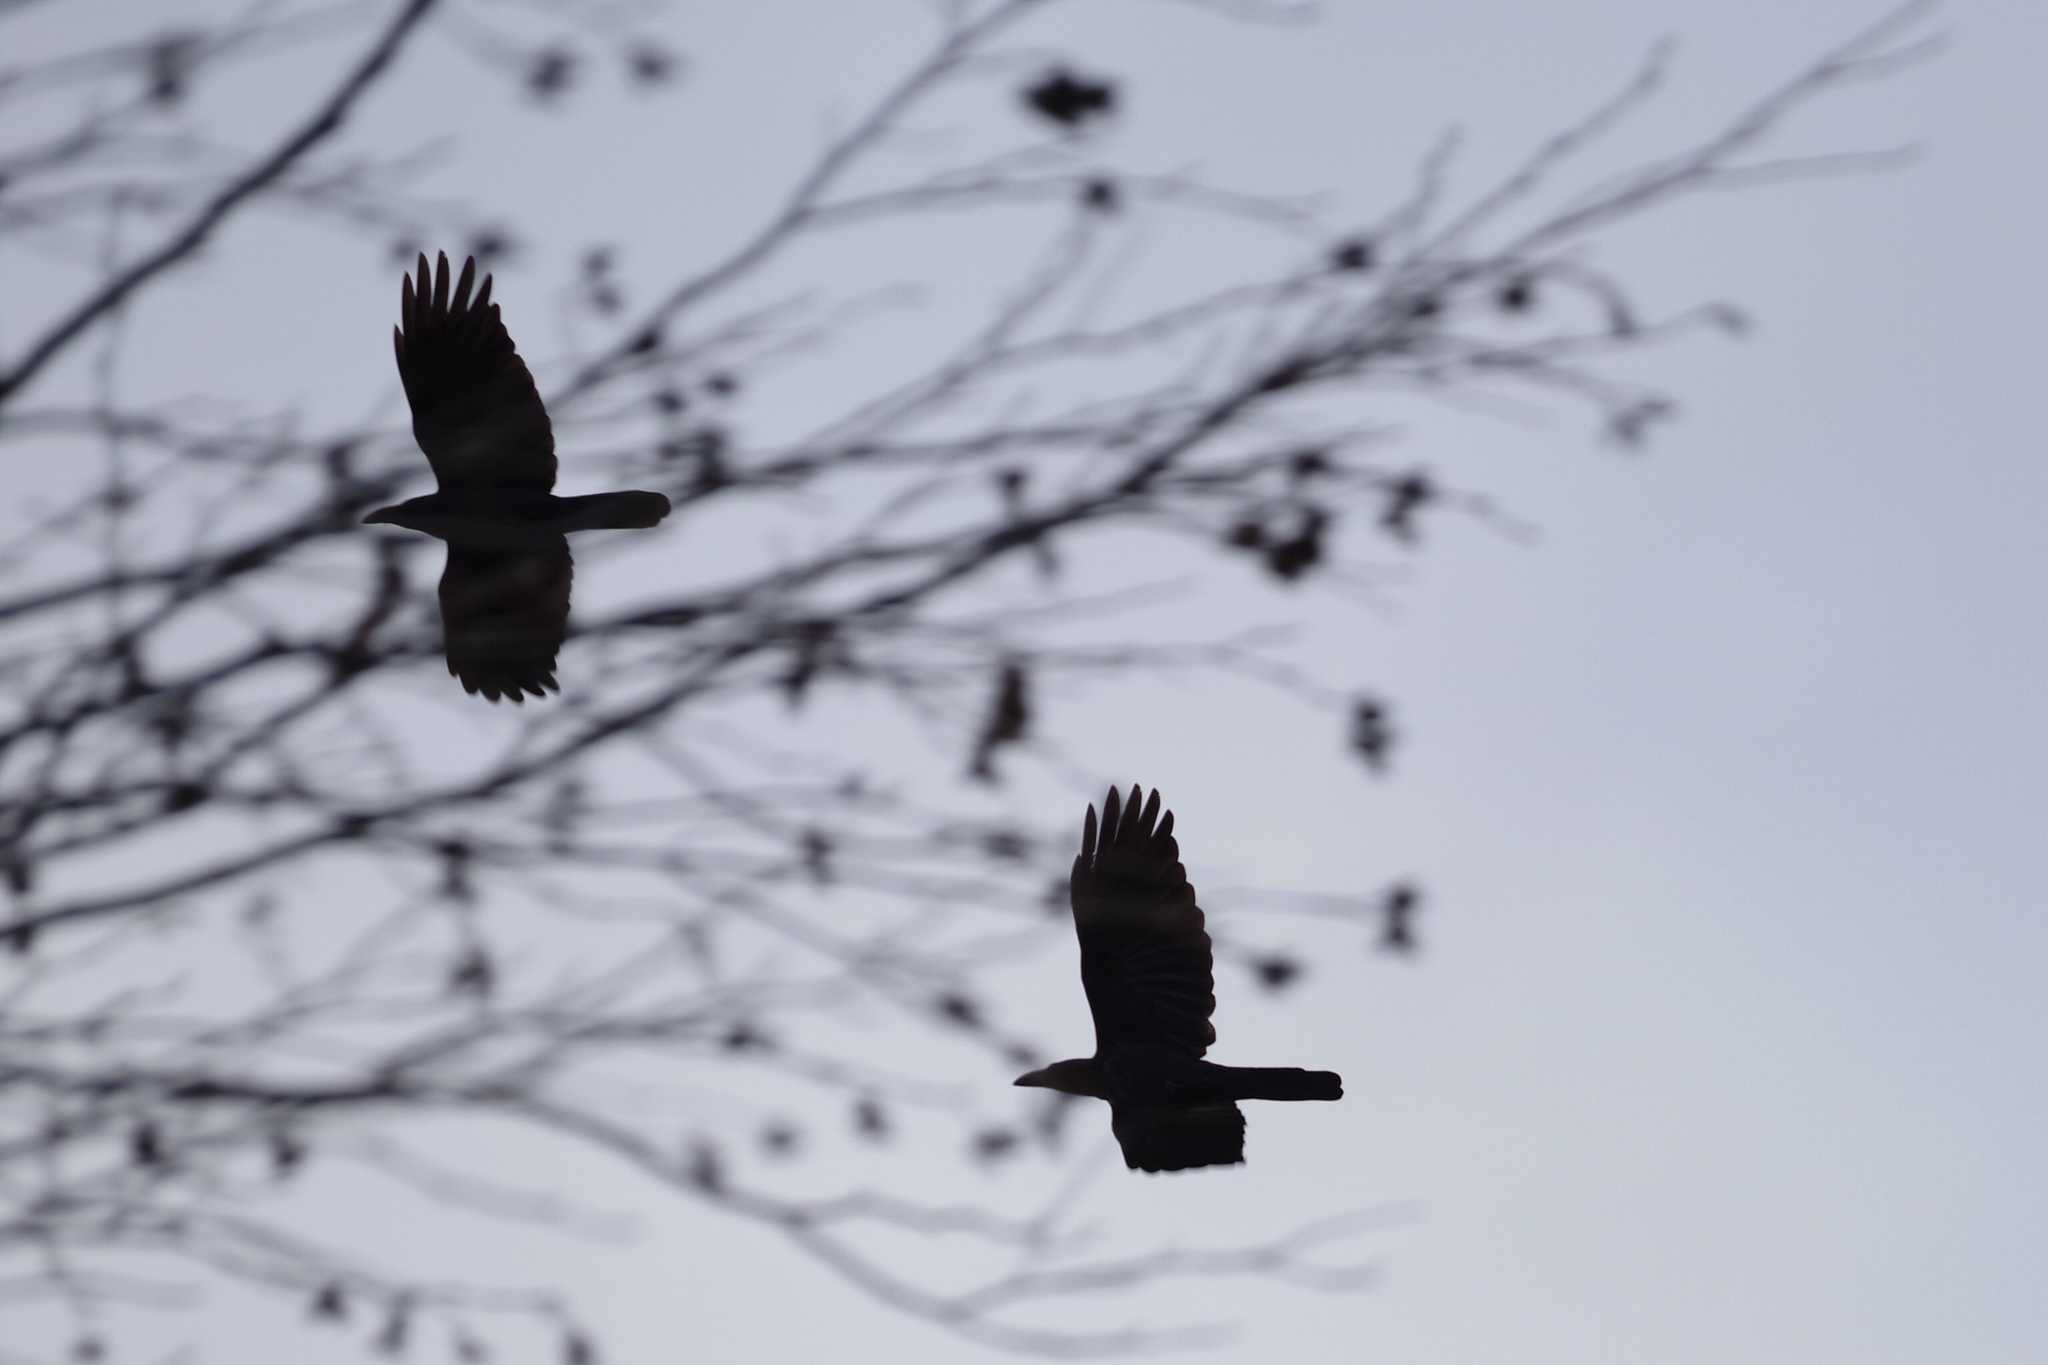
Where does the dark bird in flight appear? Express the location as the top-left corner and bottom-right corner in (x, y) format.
(1021, 67), (1117, 130)
(365, 252), (671, 701)
(1015, 785), (1343, 1172)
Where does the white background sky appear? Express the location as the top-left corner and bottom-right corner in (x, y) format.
(5, 1), (2045, 1362)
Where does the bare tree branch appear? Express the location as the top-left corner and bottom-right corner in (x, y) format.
(0, 0), (440, 407)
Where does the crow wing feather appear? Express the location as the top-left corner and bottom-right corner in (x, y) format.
(1070, 784), (1218, 1059)
(1109, 1101), (1245, 1172)
(393, 251), (556, 493)
(438, 538), (571, 702)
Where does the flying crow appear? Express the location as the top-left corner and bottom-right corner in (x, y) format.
(1015, 785), (1343, 1171)
(366, 252), (671, 701)
(1021, 67), (1116, 130)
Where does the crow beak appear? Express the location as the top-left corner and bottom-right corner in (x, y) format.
(362, 507), (396, 525)
(1013, 1070), (1045, 1088)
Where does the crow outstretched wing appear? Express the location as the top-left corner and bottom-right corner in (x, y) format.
(438, 538), (571, 702)
(1070, 784), (1218, 1059)
(394, 252), (556, 493)
(1110, 1100), (1245, 1173)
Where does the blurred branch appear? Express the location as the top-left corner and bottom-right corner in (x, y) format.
(0, 0), (439, 408)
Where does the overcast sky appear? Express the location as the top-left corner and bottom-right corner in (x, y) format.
(6, 1), (2045, 1362)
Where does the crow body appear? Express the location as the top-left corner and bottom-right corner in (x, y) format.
(1016, 785), (1343, 1172)
(365, 252), (671, 701)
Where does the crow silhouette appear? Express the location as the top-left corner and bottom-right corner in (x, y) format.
(1021, 67), (1116, 130)
(366, 252), (670, 701)
(1015, 785), (1343, 1171)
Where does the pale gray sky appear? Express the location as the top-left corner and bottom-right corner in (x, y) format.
(5, 1), (2044, 1362)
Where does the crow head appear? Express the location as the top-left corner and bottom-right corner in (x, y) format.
(1013, 1058), (1107, 1099)
(362, 494), (445, 531)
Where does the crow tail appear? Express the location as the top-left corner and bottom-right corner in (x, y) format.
(1218, 1066), (1343, 1102)
(557, 490), (672, 531)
